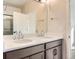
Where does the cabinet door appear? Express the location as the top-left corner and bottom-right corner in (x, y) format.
(56, 46), (62, 59)
(30, 52), (44, 59)
(46, 46), (62, 59)
(46, 48), (54, 59)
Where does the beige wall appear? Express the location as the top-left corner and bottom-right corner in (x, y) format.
(47, 0), (67, 34)
(21, 0), (70, 35)
(47, 0), (70, 59)
(22, 1), (46, 34)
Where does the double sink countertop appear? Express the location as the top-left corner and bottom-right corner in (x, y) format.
(3, 34), (64, 53)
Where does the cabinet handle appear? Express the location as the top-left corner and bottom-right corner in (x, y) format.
(53, 49), (57, 56)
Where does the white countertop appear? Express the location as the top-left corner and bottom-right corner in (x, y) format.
(3, 34), (64, 52)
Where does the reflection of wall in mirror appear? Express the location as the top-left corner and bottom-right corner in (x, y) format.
(3, 5), (21, 15)
(3, 4), (22, 35)
(13, 12), (36, 34)
(22, 1), (46, 34)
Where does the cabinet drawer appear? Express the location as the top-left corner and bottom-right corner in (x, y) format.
(46, 39), (62, 49)
(6, 44), (44, 59)
(30, 52), (44, 59)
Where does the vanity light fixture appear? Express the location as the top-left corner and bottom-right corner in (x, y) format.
(34, 0), (47, 3)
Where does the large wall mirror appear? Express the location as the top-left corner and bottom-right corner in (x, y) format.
(3, 11), (37, 35)
(3, 0), (47, 35)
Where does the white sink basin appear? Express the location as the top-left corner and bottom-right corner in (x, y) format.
(13, 39), (33, 44)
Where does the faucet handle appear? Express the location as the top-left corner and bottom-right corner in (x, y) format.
(19, 31), (24, 39)
(13, 31), (17, 40)
(21, 32), (24, 39)
(13, 31), (17, 34)
(21, 34), (24, 39)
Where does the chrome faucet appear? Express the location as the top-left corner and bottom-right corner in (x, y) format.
(13, 31), (24, 40)
(37, 31), (44, 37)
(13, 31), (17, 40)
(18, 31), (24, 39)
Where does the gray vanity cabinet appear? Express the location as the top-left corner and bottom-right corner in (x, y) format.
(4, 39), (62, 59)
(46, 40), (62, 59)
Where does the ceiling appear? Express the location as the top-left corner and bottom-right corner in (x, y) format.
(3, 0), (32, 7)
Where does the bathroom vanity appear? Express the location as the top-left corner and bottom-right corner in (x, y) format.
(3, 38), (63, 59)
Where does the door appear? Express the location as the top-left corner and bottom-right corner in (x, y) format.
(46, 46), (62, 59)
(29, 52), (44, 59)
